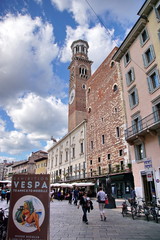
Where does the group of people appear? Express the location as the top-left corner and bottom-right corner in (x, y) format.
(77, 187), (108, 224)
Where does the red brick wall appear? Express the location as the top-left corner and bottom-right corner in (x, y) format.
(86, 47), (128, 176)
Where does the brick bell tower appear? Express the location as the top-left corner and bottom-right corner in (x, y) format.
(68, 40), (93, 132)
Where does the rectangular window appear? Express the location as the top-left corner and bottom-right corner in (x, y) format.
(91, 141), (93, 149)
(72, 147), (75, 158)
(60, 154), (62, 164)
(55, 156), (58, 166)
(147, 68), (160, 93)
(128, 87), (139, 109)
(66, 151), (68, 162)
(98, 157), (101, 163)
(124, 51), (131, 67)
(142, 45), (155, 68)
(80, 142), (84, 154)
(98, 166), (101, 175)
(108, 163), (111, 173)
(90, 160), (92, 165)
(125, 67), (135, 86)
(108, 154), (111, 160)
(90, 169), (92, 177)
(121, 161), (124, 171)
(102, 135), (105, 144)
(134, 142), (146, 160)
(119, 149), (123, 156)
(116, 127), (120, 138)
(139, 28), (149, 46)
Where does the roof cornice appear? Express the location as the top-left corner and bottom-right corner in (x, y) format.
(112, 17), (148, 62)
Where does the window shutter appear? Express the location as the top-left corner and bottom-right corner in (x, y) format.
(131, 67), (135, 81)
(134, 145), (138, 160)
(142, 143), (146, 158)
(142, 53), (147, 67)
(156, 69), (160, 86)
(129, 94), (132, 108)
(135, 88), (139, 105)
(150, 45), (155, 60)
(125, 72), (129, 86)
(139, 34), (143, 46)
(138, 116), (142, 131)
(147, 76), (152, 92)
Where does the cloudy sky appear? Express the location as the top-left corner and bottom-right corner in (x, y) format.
(0, 0), (145, 162)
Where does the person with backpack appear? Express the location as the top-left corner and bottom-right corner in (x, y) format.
(97, 187), (107, 221)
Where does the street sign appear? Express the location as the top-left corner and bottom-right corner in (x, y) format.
(146, 171), (153, 182)
(7, 174), (50, 240)
(144, 158), (152, 171)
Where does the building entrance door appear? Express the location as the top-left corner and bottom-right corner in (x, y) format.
(142, 174), (155, 203)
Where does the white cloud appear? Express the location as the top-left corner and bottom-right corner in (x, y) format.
(0, 93), (68, 156)
(6, 93), (68, 140)
(51, 0), (145, 27)
(0, 13), (59, 106)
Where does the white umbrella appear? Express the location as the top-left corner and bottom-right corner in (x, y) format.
(0, 180), (11, 183)
(73, 182), (95, 187)
(61, 183), (73, 188)
(50, 183), (61, 187)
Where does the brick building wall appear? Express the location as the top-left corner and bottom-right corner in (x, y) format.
(86, 47), (129, 177)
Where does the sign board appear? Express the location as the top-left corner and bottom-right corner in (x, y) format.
(146, 171), (153, 182)
(144, 158), (152, 171)
(7, 174), (50, 240)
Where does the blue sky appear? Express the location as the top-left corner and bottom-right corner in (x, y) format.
(0, 0), (145, 162)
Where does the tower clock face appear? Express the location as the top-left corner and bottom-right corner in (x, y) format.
(69, 89), (75, 104)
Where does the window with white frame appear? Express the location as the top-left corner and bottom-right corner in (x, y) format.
(155, 2), (160, 20)
(139, 28), (149, 46)
(125, 67), (135, 86)
(134, 142), (146, 161)
(128, 87), (139, 109)
(147, 68), (160, 93)
(124, 51), (131, 67)
(142, 45), (155, 68)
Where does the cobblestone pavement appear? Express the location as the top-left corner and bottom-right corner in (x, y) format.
(50, 199), (160, 240)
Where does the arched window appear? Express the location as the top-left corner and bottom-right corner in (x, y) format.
(113, 84), (118, 92)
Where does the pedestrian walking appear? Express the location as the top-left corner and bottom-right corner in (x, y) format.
(78, 192), (93, 225)
(73, 187), (79, 205)
(97, 187), (107, 221)
(6, 190), (10, 204)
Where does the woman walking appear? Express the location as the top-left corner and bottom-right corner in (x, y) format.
(97, 187), (107, 221)
(78, 192), (92, 225)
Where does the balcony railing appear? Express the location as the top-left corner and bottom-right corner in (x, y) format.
(125, 110), (160, 142)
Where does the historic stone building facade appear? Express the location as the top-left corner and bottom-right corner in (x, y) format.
(86, 48), (132, 198)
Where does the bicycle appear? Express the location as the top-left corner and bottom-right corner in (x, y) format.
(130, 198), (150, 221)
(149, 198), (160, 223)
(121, 199), (137, 219)
(0, 207), (9, 240)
